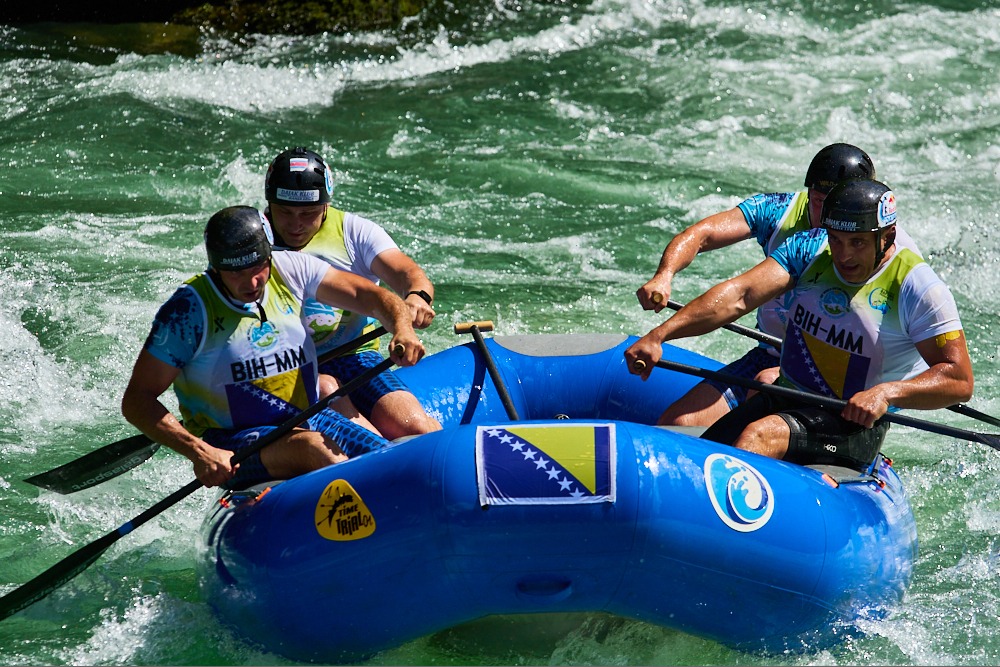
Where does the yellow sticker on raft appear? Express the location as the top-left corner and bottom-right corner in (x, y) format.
(314, 479), (375, 541)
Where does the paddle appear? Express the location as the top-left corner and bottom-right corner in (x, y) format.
(0, 355), (396, 623)
(639, 357), (1000, 452)
(454, 320), (520, 421)
(24, 326), (390, 494)
(24, 434), (161, 495)
(657, 295), (1000, 429)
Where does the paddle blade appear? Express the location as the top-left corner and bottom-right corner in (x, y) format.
(24, 435), (159, 494)
(0, 531), (116, 621)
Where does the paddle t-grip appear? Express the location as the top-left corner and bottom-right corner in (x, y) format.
(453, 320), (495, 335)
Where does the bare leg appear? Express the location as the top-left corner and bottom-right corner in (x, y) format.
(732, 414), (791, 460)
(369, 390), (443, 441)
(318, 373), (381, 435)
(658, 382), (730, 428)
(259, 428), (348, 479)
(747, 366), (780, 400)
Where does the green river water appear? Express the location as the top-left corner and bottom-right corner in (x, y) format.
(2, 1), (1000, 664)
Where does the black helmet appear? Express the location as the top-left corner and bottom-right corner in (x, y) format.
(820, 179), (897, 233)
(804, 143), (876, 194)
(264, 147), (333, 206)
(204, 206), (274, 271)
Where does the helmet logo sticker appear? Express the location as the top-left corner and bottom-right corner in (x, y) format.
(257, 209), (275, 245)
(276, 187), (320, 203)
(704, 453), (774, 532)
(878, 190), (897, 227)
(289, 157), (308, 171)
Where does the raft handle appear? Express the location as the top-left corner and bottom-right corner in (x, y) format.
(515, 575), (573, 602)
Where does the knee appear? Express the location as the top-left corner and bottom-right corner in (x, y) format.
(301, 431), (348, 467)
(753, 367), (780, 385)
(318, 373), (340, 399)
(410, 413), (443, 435)
(658, 411), (703, 428)
(733, 417), (789, 460)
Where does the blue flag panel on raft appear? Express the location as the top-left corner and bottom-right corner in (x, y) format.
(476, 423), (615, 506)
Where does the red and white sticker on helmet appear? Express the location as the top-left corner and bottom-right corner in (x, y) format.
(878, 190), (897, 228)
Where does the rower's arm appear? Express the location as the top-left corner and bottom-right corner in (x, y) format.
(841, 332), (975, 427)
(314, 267), (425, 366)
(652, 257), (792, 342)
(626, 258), (793, 379)
(121, 350), (235, 486)
(637, 207), (752, 311)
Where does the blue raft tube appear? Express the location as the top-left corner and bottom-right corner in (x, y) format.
(199, 333), (917, 663)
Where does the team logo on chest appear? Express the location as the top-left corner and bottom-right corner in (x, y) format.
(819, 288), (850, 317)
(869, 287), (891, 314)
(248, 321), (279, 349)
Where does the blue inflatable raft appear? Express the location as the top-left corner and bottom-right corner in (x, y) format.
(198, 333), (917, 662)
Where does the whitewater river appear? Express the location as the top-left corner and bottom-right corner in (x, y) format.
(2, 0), (999, 664)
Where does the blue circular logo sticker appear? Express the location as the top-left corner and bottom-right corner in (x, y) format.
(249, 320), (279, 350)
(704, 453), (774, 532)
(869, 287), (890, 314)
(820, 288), (850, 317)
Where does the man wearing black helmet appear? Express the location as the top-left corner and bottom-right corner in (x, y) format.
(635, 143), (916, 429)
(121, 206), (426, 488)
(626, 180), (973, 469)
(262, 147), (441, 441)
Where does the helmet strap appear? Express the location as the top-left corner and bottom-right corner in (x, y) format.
(873, 227), (896, 271)
(206, 261), (272, 324)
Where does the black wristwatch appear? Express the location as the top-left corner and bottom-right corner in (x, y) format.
(407, 289), (433, 305)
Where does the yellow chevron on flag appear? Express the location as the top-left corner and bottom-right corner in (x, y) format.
(507, 425), (599, 494)
(801, 330), (850, 397)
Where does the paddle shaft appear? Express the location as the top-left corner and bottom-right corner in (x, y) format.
(661, 297), (1000, 429)
(653, 358), (1000, 451)
(0, 356), (395, 622)
(454, 320), (520, 421)
(24, 326), (392, 494)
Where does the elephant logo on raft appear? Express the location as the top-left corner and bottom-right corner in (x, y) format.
(704, 453), (774, 532)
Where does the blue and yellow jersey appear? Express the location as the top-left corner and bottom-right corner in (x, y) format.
(770, 229), (961, 399)
(737, 191), (812, 341)
(144, 252), (327, 435)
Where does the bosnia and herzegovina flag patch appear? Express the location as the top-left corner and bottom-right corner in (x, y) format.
(476, 424), (616, 506)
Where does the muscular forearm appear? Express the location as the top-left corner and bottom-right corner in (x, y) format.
(653, 230), (701, 282)
(368, 290), (413, 335)
(121, 392), (213, 463)
(880, 365), (975, 410)
(389, 270), (433, 302)
(652, 281), (756, 343)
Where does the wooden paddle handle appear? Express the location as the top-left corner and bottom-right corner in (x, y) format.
(633, 359), (647, 371)
(651, 292), (663, 304)
(453, 320), (495, 334)
(391, 343), (405, 357)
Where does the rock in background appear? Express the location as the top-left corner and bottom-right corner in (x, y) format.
(0, 0), (427, 34)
